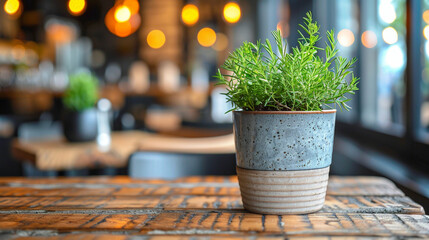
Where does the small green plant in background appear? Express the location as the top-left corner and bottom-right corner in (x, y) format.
(216, 12), (359, 112)
(63, 72), (99, 111)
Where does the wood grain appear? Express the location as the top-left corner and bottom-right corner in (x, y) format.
(0, 176), (427, 239)
(6, 235), (419, 240)
(0, 212), (428, 237)
(0, 195), (422, 214)
(0, 176), (404, 197)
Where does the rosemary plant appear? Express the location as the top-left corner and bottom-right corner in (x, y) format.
(216, 12), (359, 112)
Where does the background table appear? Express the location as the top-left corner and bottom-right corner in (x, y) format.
(12, 131), (235, 171)
(0, 175), (428, 239)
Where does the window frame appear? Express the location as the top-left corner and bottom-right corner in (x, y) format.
(335, 0), (429, 172)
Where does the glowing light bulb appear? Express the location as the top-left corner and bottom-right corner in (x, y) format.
(382, 27), (398, 44)
(424, 10), (429, 24)
(181, 4), (199, 26)
(147, 30), (166, 49)
(223, 2), (241, 24)
(114, 5), (131, 23)
(379, 3), (396, 24)
(68, 0), (86, 16)
(197, 27), (216, 47)
(385, 45), (405, 69)
(4, 0), (20, 15)
(337, 29), (355, 47)
(361, 30), (377, 48)
(424, 25), (429, 40)
(105, 6), (140, 38)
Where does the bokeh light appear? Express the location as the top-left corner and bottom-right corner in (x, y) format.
(382, 27), (398, 45)
(385, 45), (405, 69)
(46, 22), (77, 44)
(4, 0), (20, 15)
(68, 0), (86, 16)
(212, 33), (229, 51)
(361, 30), (377, 48)
(114, 5), (131, 23)
(337, 29), (355, 47)
(223, 2), (241, 24)
(276, 21), (290, 38)
(424, 25), (429, 40)
(147, 30), (166, 49)
(379, 3), (396, 24)
(181, 4), (199, 26)
(105, 4), (140, 38)
(424, 10), (429, 24)
(123, 0), (139, 14)
(197, 27), (216, 47)
(276, 22), (282, 35)
(115, 21), (132, 37)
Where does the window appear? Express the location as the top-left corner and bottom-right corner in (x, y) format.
(334, 0), (359, 122)
(314, 0), (429, 171)
(420, 0), (429, 141)
(360, 0), (407, 133)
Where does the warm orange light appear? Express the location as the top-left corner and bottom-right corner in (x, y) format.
(277, 21), (290, 38)
(181, 4), (199, 26)
(4, 0), (20, 15)
(68, 0), (86, 16)
(382, 27), (398, 44)
(115, 21), (132, 37)
(223, 2), (241, 24)
(361, 30), (377, 48)
(123, 0), (139, 14)
(105, 6), (140, 38)
(147, 30), (166, 49)
(337, 29), (355, 47)
(424, 10), (429, 24)
(197, 27), (216, 47)
(46, 24), (77, 44)
(424, 25), (429, 40)
(114, 5), (131, 23)
(212, 33), (229, 51)
(277, 22), (282, 33)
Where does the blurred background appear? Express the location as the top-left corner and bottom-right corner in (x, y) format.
(1, 0), (429, 208)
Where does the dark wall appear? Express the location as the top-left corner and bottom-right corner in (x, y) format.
(0, 137), (22, 176)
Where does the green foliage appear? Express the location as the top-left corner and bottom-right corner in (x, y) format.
(216, 12), (359, 112)
(63, 72), (98, 111)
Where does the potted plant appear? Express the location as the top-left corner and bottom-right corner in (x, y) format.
(216, 12), (358, 214)
(62, 72), (99, 142)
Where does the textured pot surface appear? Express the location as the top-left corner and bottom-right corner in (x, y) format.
(233, 110), (336, 171)
(237, 166), (330, 214)
(63, 108), (98, 142)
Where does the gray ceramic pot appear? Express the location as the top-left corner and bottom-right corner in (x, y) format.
(233, 110), (336, 214)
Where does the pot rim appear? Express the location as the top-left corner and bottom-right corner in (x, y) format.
(233, 109), (336, 114)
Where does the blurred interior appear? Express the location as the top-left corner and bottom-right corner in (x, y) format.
(1, 0), (429, 209)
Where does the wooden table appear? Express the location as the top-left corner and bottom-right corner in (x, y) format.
(12, 131), (235, 171)
(0, 176), (428, 239)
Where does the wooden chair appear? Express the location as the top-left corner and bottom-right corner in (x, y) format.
(128, 152), (236, 179)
